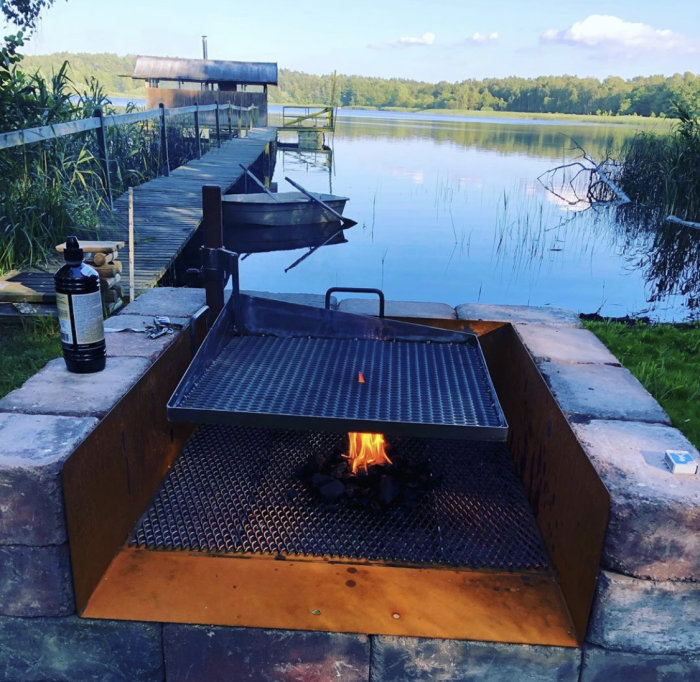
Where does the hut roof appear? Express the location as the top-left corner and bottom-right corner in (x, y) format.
(132, 56), (278, 85)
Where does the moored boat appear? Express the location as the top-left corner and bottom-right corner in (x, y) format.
(221, 191), (349, 227)
(223, 220), (348, 254)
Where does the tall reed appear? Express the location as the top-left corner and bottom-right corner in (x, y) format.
(0, 37), (210, 274)
(617, 105), (700, 222)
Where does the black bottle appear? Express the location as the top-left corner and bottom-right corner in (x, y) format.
(54, 236), (106, 373)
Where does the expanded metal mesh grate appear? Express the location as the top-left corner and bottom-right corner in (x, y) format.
(131, 425), (550, 570)
(170, 335), (506, 437)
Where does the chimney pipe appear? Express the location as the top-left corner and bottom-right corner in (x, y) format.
(202, 35), (208, 60)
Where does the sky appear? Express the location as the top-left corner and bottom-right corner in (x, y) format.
(14, 0), (700, 82)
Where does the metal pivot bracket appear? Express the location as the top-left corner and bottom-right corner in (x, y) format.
(202, 184), (240, 322)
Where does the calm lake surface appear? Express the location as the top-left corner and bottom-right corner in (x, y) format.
(238, 109), (699, 322)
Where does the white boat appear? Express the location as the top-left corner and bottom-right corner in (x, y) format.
(221, 191), (349, 227)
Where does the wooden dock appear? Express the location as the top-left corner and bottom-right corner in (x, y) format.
(0, 127), (276, 313)
(105, 127), (276, 294)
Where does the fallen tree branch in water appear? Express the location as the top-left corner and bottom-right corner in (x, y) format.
(540, 139), (700, 231)
(666, 215), (700, 231)
(537, 139), (629, 208)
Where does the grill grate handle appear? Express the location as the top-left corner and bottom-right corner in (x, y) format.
(325, 287), (385, 317)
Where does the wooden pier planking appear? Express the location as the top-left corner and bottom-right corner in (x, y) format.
(102, 128), (276, 295)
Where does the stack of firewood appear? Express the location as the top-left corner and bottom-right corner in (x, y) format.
(55, 240), (125, 315)
(90, 247), (124, 315)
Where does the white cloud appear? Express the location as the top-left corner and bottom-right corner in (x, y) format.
(370, 32), (436, 49)
(467, 32), (499, 45)
(541, 15), (696, 54)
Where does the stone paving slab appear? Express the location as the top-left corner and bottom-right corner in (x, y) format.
(0, 616), (163, 682)
(538, 362), (671, 424)
(0, 413), (98, 545)
(104, 314), (180, 361)
(370, 636), (581, 682)
(0, 545), (73, 617)
(163, 624), (369, 682)
(105, 313), (190, 331)
(580, 643), (700, 682)
(338, 298), (457, 319)
(242, 289), (338, 309)
(0, 356), (150, 418)
(516, 325), (620, 365)
(456, 303), (582, 327)
(118, 286), (206, 319)
(572, 420), (700, 580)
(587, 570), (700, 654)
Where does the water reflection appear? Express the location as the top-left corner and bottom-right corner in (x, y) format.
(335, 115), (634, 161)
(615, 206), (700, 315)
(243, 111), (695, 321)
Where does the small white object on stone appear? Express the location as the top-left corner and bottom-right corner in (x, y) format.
(664, 450), (698, 475)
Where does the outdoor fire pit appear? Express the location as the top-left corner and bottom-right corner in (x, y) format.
(64, 187), (609, 648)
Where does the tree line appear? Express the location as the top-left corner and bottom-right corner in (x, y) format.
(276, 70), (700, 117)
(17, 52), (700, 118)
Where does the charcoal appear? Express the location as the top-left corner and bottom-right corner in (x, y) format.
(310, 473), (334, 488)
(319, 479), (345, 501)
(301, 440), (437, 512)
(379, 475), (401, 506)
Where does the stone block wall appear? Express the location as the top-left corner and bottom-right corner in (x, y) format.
(1, 294), (698, 681)
(457, 303), (700, 682)
(0, 288), (197, 681)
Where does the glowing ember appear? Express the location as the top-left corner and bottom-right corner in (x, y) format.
(358, 371), (365, 384)
(344, 432), (392, 475)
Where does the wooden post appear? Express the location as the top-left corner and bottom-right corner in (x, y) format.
(128, 187), (135, 302)
(94, 108), (113, 209)
(194, 102), (201, 159)
(227, 102), (232, 139)
(159, 103), (170, 177)
(202, 185), (224, 320)
(214, 104), (221, 148)
(237, 107), (242, 137)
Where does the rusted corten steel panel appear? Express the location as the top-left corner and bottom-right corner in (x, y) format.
(478, 323), (610, 641)
(84, 548), (578, 647)
(132, 56), (278, 85)
(62, 326), (203, 611)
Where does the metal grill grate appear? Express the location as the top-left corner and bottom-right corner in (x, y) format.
(131, 425), (550, 570)
(171, 335), (506, 439)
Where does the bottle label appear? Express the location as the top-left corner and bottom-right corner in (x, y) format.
(56, 291), (105, 345)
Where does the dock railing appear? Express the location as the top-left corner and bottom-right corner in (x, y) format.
(0, 102), (258, 209)
(281, 106), (335, 133)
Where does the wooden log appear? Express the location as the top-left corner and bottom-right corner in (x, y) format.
(95, 262), (123, 278)
(92, 252), (115, 266)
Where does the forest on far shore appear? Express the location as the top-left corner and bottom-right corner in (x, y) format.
(21, 52), (700, 118)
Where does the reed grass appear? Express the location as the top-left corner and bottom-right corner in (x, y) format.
(0, 40), (210, 276)
(617, 106), (700, 222)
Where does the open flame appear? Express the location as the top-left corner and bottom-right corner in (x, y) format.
(344, 432), (392, 475)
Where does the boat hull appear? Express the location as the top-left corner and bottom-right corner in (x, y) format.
(221, 191), (348, 227)
(224, 221), (347, 254)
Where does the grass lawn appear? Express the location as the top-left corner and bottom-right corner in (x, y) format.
(0, 317), (62, 398)
(583, 320), (700, 450)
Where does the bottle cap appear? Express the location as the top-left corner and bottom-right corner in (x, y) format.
(64, 236), (83, 263)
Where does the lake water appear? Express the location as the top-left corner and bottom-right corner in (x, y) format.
(238, 109), (698, 322)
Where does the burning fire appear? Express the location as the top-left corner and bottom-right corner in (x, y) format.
(344, 432), (392, 475)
